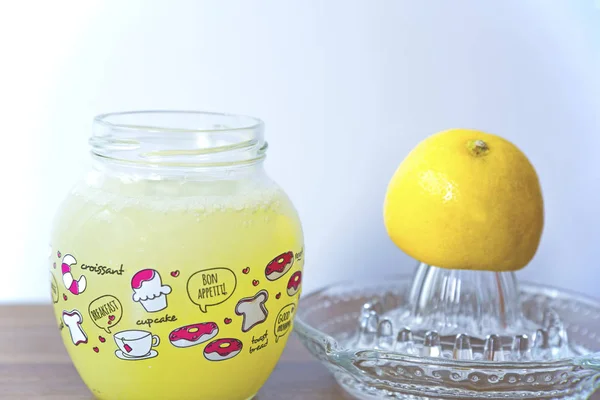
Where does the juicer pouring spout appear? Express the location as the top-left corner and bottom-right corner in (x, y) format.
(575, 352), (600, 372)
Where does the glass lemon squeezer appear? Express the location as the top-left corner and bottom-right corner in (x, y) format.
(294, 130), (600, 399)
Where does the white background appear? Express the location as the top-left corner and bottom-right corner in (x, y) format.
(2, 1), (599, 303)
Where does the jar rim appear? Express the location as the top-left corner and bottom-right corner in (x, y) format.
(94, 110), (264, 134)
(90, 110), (267, 170)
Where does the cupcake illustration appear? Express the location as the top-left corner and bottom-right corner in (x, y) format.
(131, 269), (172, 313)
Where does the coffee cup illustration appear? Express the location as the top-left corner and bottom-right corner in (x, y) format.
(113, 330), (160, 360)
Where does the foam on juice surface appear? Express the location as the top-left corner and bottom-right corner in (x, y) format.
(54, 175), (298, 252)
(70, 172), (283, 212)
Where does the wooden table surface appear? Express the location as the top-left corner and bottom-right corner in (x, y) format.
(4, 305), (599, 400)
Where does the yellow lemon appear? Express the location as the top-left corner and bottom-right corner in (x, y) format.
(383, 129), (544, 271)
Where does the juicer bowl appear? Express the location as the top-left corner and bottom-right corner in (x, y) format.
(294, 276), (600, 399)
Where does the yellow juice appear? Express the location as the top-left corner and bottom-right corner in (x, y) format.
(50, 176), (304, 400)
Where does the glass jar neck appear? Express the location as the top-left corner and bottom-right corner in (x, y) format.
(90, 110), (267, 180)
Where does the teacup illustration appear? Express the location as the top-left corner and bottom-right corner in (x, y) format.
(114, 329), (160, 360)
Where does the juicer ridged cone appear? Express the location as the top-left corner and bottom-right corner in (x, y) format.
(352, 263), (571, 361)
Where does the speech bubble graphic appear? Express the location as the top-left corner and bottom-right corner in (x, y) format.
(187, 268), (237, 313)
(88, 295), (123, 334)
(274, 303), (296, 343)
(50, 273), (59, 304)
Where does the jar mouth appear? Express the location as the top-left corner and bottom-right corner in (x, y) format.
(94, 110), (264, 133)
(91, 110), (267, 168)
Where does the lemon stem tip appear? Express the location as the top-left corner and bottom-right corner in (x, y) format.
(467, 139), (489, 156)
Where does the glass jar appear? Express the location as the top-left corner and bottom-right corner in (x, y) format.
(49, 111), (304, 400)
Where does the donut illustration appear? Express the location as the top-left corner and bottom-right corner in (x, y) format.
(203, 338), (243, 361)
(265, 251), (294, 281)
(169, 322), (219, 348)
(61, 254), (87, 296)
(286, 271), (302, 297)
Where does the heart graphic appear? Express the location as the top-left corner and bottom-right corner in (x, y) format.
(93, 347), (99, 353)
(63, 294), (67, 301)
(170, 270), (180, 278)
(57, 251), (61, 258)
(98, 336), (106, 343)
(242, 267), (250, 274)
(276, 292), (281, 299)
(108, 315), (115, 321)
(252, 279), (259, 286)
(224, 318), (232, 325)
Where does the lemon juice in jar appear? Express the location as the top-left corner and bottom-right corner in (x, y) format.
(50, 111), (304, 400)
